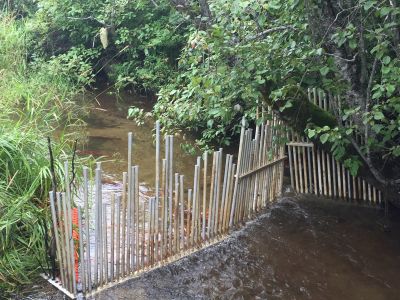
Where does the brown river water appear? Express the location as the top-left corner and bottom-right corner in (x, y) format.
(15, 91), (400, 300)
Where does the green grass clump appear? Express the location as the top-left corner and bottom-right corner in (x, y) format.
(0, 124), (67, 291)
(0, 14), (88, 292)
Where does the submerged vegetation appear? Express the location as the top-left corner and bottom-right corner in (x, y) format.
(1, 0), (400, 293)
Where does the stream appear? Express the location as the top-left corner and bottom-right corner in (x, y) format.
(16, 91), (400, 300)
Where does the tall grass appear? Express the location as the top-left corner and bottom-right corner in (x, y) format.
(0, 124), (68, 290)
(0, 14), (88, 292)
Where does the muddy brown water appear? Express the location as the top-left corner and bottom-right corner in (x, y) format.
(81, 90), (199, 185)
(15, 92), (400, 300)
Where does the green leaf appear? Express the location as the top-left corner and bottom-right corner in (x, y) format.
(320, 66), (330, 76)
(382, 56), (391, 65)
(320, 133), (329, 144)
(307, 129), (316, 138)
(373, 111), (385, 120)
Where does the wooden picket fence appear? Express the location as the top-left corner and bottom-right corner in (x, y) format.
(287, 88), (382, 205)
(45, 116), (286, 298)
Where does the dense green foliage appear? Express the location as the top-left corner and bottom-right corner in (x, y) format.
(29, 0), (188, 91)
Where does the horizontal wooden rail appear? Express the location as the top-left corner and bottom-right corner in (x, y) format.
(286, 142), (314, 147)
(238, 156), (287, 180)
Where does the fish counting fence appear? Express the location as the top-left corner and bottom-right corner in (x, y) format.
(45, 116), (286, 298)
(287, 88), (382, 205)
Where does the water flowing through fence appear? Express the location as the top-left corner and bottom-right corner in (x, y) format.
(46, 116), (285, 298)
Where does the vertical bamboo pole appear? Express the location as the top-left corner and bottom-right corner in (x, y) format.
(77, 206), (85, 292)
(56, 192), (70, 290)
(313, 88), (317, 105)
(202, 152), (207, 241)
(207, 153), (216, 238)
(219, 154), (229, 232)
(56, 193), (69, 291)
(179, 175), (184, 251)
(174, 173), (179, 253)
(168, 136), (174, 256)
(145, 199), (150, 267)
(368, 183), (372, 204)
(130, 166), (136, 272)
(322, 150), (327, 196)
(225, 163), (236, 232)
(230, 117), (246, 227)
(148, 198), (153, 266)
(102, 203), (108, 284)
(49, 192), (65, 287)
(155, 121), (160, 263)
(302, 145), (308, 193)
(307, 147), (313, 194)
(332, 155), (337, 198)
(161, 158), (166, 260)
(134, 166), (139, 270)
(222, 155), (233, 233)
(83, 167), (91, 292)
(191, 164), (198, 246)
(110, 193), (115, 281)
(121, 172), (127, 276)
(61, 192), (72, 292)
(164, 136), (169, 257)
(316, 149), (322, 195)
(312, 146), (318, 195)
(194, 157), (201, 242)
(362, 179), (367, 202)
(214, 149), (222, 233)
(347, 170), (352, 201)
(373, 186), (377, 205)
(342, 164), (347, 200)
(65, 162), (77, 294)
(327, 153), (332, 197)
(337, 160), (342, 198)
(141, 201), (146, 268)
(126, 132), (133, 275)
(186, 189), (192, 248)
(116, 196), (121, 280)
(293, 146), (299, 192)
